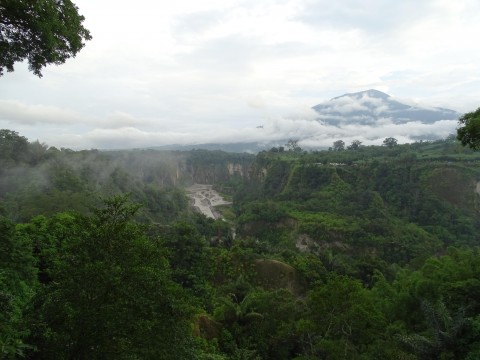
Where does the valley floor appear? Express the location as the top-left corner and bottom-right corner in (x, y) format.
(186, 183), (232, 219)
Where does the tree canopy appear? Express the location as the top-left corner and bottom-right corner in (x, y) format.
(332, 139), (345, 151)
(0, 0), (91, 77)
(457, 107), (480, 150)
(2, 130), (480, 359)
(347, 139), (362, 150)
(382, 137), (398, 148)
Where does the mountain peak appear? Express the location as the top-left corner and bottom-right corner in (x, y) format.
(313, 90), (460, 126)
(331, 89), (391, 101)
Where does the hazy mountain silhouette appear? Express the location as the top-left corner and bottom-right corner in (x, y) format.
(312, 89), (460, 126)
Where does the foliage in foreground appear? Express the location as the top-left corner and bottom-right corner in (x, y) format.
(0, 0), (92, 77)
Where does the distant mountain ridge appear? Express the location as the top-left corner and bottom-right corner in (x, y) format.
(312, 89), (460, 126)
(147, 89), (460, 153)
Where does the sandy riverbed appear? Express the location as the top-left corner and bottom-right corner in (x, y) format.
(186, 184), (232, 219)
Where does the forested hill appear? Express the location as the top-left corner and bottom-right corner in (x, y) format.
(2, 129), (480, 359)
(0, 130), (254, 222)
(236, 137), (480, 271)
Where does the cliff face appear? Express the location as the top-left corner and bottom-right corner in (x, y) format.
(426, 167), (478, 209)
(254, 160), (480, 215)
(247, 155), (477, 226)
(232, 155), (480, 273)
(118, 151), (256, 187)
(180, 161), (252, 185)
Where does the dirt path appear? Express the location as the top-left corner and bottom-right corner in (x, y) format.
(186, 184), (232, 219)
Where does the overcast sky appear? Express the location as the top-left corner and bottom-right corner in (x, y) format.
(1, 0), (479, 149)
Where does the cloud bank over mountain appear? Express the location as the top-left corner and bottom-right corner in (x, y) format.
(1, 0), (478, 150)
(312, 89), (460, 126)
(0, 90), (458, 151)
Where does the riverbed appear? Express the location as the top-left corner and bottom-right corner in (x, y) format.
(186, 184), (232, 219)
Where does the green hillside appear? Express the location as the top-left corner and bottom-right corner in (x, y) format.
(1, 130), (480, 359)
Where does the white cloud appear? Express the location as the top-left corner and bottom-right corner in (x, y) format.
(28, 112), (456, 150)
(103, 112), (152, 129)
(327, 97), (371, 114)
(0, 100), (83, 125)
(1, 0), (478, 149)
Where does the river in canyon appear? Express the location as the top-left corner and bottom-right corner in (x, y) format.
(186, 184), (232, 219)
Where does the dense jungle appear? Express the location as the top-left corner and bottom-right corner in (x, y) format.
(1, 129), (480, 359)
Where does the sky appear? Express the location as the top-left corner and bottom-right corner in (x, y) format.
(1, 0), (480, 150)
